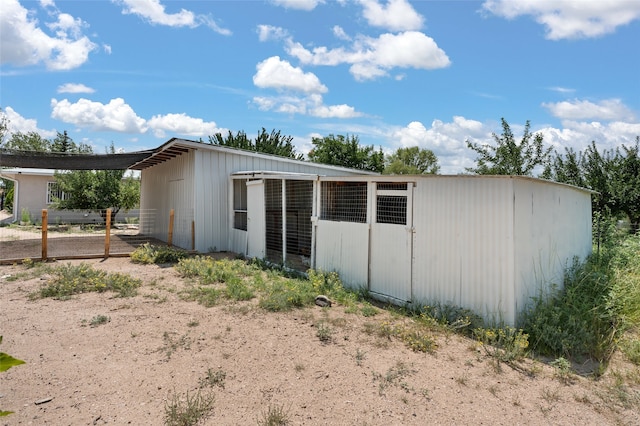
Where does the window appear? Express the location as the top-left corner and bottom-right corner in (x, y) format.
(47, 182), (69, 204)
(233, 179), (247, 230)
(376, 182), (408, 225)
(320, 181), (367, 223)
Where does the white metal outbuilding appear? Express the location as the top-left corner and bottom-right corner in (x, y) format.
(137, 139), (593, 325)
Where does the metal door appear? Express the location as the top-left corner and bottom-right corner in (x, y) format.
(369, 183), (413, 302)
(246, 180), (265, 259)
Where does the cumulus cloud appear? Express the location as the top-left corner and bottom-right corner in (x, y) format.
(542, 98), (636, 121)
(1, 106), (57, 139)
(252, 92), (362, 119)
(147, 113), (223, 138)
(257, 25), (289, 42)
(50, 97), (148, 133)
(0, 0), (97, 70)
(270, 0), (324, 11)
(57, 83), (95, 94)
(253, 56), (328, 94)
(482, 0), (640, 39)
(286, 31), (450, 81)
(358, 0), (425, 31)
(114, 0), (231, 35)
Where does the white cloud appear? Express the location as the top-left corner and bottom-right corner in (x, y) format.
(310, 104), (361, 119)
(332, 25), (350, 41)
(57, 83), (95, 94)
(482, 0), (640, 40)
(114, 0), (231, 35)
(0, 0), (97, 70)
(286, 31), (450, 81)
(1, 106), (57, 139)
(252, 92), (362, 119)
(257, 25), (289, 42)
(147, 113), (222, 138)
(543, 98), (636, 121)
(50, 97), (148, 133)
(253, 56), (328, 94)
(358, 0), (424, 31)
(270, 0), (324, 11)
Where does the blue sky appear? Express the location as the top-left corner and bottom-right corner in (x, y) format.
(1, 0), (639, 173)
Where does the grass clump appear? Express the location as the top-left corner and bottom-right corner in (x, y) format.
(32, 263), (141, 299)
(89, 315), (110, 327)
(257, 404), (290, 426)
(199, 368), (226, 389)
(131, 243), (188, 264)
(473, 326), (529, 364)
(164, 389), (214, 426)
(521, 235), (640, 364)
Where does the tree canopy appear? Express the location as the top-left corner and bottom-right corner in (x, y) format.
(383, 146), (440, 175)
(208, 128), (302, 160)
(466, 118), (552, 176)
(307, 134), (384, 173)
(53, 144), (139, 223)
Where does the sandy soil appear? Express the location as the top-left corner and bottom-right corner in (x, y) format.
(1, 256), (639, 426)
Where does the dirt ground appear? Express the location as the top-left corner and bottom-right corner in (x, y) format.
(1, 256), (639, 425)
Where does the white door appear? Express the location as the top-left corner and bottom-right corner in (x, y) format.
(369, 183), (413, 302)
(246, 180), (265, 259)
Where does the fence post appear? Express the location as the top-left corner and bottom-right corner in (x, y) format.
(41, 209), (48, 261)
(104, 209), (112, 259)
(191, 220), (195, 251)
(168, 209), (174, 247)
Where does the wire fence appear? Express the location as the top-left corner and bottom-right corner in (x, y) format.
(0, 208), (173, 264)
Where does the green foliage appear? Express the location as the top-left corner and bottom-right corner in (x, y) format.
(131, 243), (188, 264)
(89, 315), (110, 327)
(32, 263), (141, 299)
(164, 388), (214, 426)
(208, 128), (302, 160)
(0, 336), (26, 417)
(466, 118), (552, 176)
(473, 326), (530, 363)
(53, 143), (139, 224)
(199, 368), (226, 389)
(308, 134), (384, 172)
(521, 236), (640, 363)
(383, 146), (440, 175)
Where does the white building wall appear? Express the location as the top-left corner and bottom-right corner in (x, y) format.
(315, 221), (370, 289)
(140, 150), (195, 247)
(512, 179), (592, 319)
(411, 176), (516, 322)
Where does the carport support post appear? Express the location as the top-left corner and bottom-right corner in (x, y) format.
(41, 209), (48, 261)
(104, 209), (111, 259)
(168, 209), (174, 247)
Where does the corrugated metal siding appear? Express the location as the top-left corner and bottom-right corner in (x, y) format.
(140, 150), (195, 246)
(411, 177), (515, 322)
(513, 179), (592, 319)
(315, 221), (369, 289)
(191, 149), (366, 253)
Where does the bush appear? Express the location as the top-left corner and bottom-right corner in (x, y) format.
(131, 243), (188, 264)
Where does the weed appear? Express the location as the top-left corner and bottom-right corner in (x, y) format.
(161, 332), (191, 360)
(550, 357), (575, 384)
(488, 385), (499, 396)
(360, 303), (378, 317)
(180, 286), (221, 308)
(257, 404), (290, 426)
(131, 243), (188, 265)
(355, 348), (366, 366)
(199, 368), (226, 389)
(225, 278), (255, 301)
(164, 388), (214, 426)
(187, 320), (199, 327)
(473, 326), (529, 364)
(294, 363), (305, 373)
(455, 375), (468, 386)
(32, 263), (141, 299)
(89, 315), (110, 327)
(372, 361), (416, 396)
(620, 337), (640, 365)
(316, 322), (333, 343)
(541, 387), (561, 403)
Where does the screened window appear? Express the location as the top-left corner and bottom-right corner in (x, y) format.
(320, 181), (367, 223)
(376, 182), (408, 225)
(47, 182), (69, 204)
(233, 179), (247, 230)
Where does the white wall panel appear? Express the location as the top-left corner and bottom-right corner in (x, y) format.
(315, 220), (369, 289)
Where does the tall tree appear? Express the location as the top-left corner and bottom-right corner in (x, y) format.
(466, 118), (552, 176)
(2, 131), (52, 152)
(612, 137), (640, 233)
(308, 134), (384, 173)
(208, 128), (302, 159)
(383, 146), (440, 175)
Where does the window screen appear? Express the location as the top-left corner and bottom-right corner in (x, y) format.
(233, 179), (247, 231)
(320, 181), (367, 223)
(47, 182), (68, 204)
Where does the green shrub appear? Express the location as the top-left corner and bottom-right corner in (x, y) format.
(131, 243), (188, 264)
(164, 389), (214, 426)
(473, 326), (529, 363)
